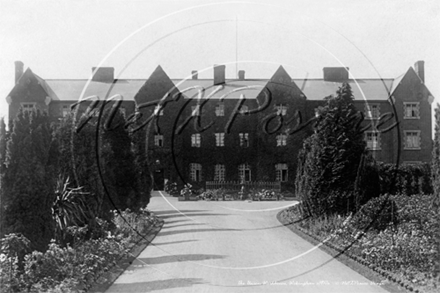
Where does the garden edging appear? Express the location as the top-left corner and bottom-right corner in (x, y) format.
(277, 210), (419, 293)
(87, 214), (165, 293)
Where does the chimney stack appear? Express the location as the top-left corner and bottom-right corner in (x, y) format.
(323, 67), (349, 82)
(15, 61), (24, 84)
(213, 64), (225, 85)
(191, 70), (198, 80)
(414, 61), (425, 82)
(238, 70), (245, 80)
(92, 67), (115, 82)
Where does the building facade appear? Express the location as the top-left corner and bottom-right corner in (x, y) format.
(6, 61), (434, 189)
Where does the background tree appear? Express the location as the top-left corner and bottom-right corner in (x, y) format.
(295, 83), (377, 217)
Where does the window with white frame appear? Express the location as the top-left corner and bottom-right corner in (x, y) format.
(239, 133), (249, 147)
(275, 163), (288, 182)
(191, 105), (200, 116)
(276, 134), (287, 146)
(404, 131), (421, 149)
(214, 164), (225, 181)
(21, 103), (36, 113)
(215, 103), (224, 116)
(365, 131), (381, 150)
(154, 134), (164, 147)
(191, 133), (201, 147)
(239, 105), (248, 114)
(62, 104), (71, 117)
(190, 163), (202, 182)
(215, 133), (225, 146)
(275, 104), (287, 116)
(403, 103), (420, 119)
(365, 103), (380, 119)
(154, 104), (164, 116)
(238, 163), (251, 182)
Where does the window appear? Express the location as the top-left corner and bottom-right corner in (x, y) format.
(215, 133), (225, 146)
(62, 105), (71, 117)
(190, 163), (202, 182)
(154, 134), (164, 147)
(314, 108), (320, 118)
(191, 133), (201, 147)
(239, 133), (249, 147)
(365, 131), (381, 150)
(214, 164), (225, 181)
(404, 131), (421, 149)
(191, 105), (200, 116)
(275, 163), (288, 182)
(365, 104), (380, 119)
(21, 103), (36, 113)
(276, 134), (287, 146)
(215, 103), (225, 116)
(154, 104), (164, 116)
(275, 104), (287, 116)
(239, 105), (248, 114)
(238, 163), (251, 182)
(119, 107), (126, 117)
(404, 103), (420, 119)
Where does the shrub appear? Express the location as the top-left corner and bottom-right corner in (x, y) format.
(377, 162), (433, 195)
(351, 194), (399, 231)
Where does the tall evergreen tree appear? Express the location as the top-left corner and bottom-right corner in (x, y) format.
(295, 83), (371, 217)
(432, 104), (440, 198)
(1, 110), (55, 251)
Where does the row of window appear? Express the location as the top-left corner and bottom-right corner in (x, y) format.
(154, 131), (422, 150)
(189, 163), (288, 182)
(365, 102), (420, 119)
(19, 102), (421, 120)
(365, 130), (421, 150)
(162, 133), (287, 147)
(154, 133), (286, 147)
(188, 103), (288, 117)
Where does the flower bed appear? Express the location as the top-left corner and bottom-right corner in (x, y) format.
(0, 208), (161, 292)
(280, 194), (439, 293)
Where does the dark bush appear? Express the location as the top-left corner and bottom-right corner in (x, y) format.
(377, 162), (432, 195)
(352, 194), (399, 231)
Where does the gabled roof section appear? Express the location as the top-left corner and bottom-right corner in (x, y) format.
(270, 65), (292, 84)
(7, 68), (56, 100)
(389, 66), (434, 99)
(134, 65), (178, 105)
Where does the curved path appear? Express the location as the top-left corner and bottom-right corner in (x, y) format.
(105, 191), (388, 292)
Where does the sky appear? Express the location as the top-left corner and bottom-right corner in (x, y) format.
(1, 0), (439, 126)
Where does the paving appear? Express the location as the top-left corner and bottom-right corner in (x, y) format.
(105, 191), (388, 292)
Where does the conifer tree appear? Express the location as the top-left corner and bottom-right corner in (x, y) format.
(1, 110), (55, 250)
(295, 83), (373, 216)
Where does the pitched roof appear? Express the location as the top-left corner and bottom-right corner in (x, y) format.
(172, 79), (269, 100)
(44, 79), (146, 102)
(8, 65), (409, 103)
(293, 78), (394, 101)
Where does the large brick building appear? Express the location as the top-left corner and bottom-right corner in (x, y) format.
(5, 61), (434, 189)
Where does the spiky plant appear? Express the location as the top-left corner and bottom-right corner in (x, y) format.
(52, 177), (92, 243)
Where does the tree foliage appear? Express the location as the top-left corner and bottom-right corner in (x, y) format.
(1, 110), (56, 251)
(295, 83), (378, 217)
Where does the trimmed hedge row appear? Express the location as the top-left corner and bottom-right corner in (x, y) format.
(377, 162), (432, 196)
